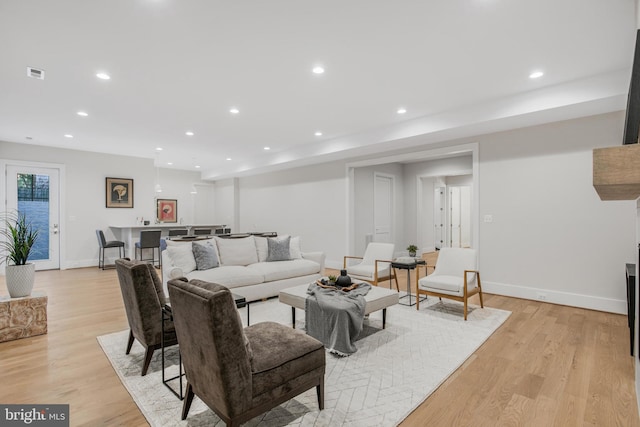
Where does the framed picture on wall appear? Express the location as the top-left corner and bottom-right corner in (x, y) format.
(157, 198), (177, 223)
(106, 177), (134, 208)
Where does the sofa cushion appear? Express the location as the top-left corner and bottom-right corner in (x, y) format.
(192, 240), (219, 270)
(254, 236), (268, 262)
(290, 236), (302, 259)
(247, 259), (320, 282)
(166, 240), (196, 274)
(267, 236), (291, 261)
(187, 266), (264, 289)
(215, 236), (259, 266)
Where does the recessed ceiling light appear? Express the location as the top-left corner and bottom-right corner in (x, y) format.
(229, 107), (240, 114)
(167, 162), (173, 165)
(64, 134), (73, 138)
(314, 131), (323, 136)
(156, 147), (163, 151)
(96, 72), (111, 80)
(185, 131), (194, 136)
(77, 111), (88, 117)
(529, 71), (544, 79)
(226, 158), (232, 161)
(264, 146), (271, 151)
(397, 108), (407, 114)
(195, 165), (201, 169)
(312, 66), (325, 74)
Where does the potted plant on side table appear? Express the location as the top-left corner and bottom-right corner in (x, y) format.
(406, 244), (418, 258)
(1, 212), (39, 298)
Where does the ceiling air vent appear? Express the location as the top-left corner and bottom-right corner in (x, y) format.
(26, 67), (45, 80)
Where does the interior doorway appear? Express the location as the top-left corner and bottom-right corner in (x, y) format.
(418, 173), (472, 252)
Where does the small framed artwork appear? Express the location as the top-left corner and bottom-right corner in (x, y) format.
(157, 199), (177, 223)
(106, 177), (134, 208)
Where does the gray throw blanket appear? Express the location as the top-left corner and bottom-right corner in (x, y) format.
(305, 281), (371, 356)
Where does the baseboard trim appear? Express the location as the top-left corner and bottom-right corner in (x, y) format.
(483, 280), (627, 315)
(64, 259), (100, 269)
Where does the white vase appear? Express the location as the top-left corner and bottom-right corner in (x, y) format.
(5, 263), (36, 298)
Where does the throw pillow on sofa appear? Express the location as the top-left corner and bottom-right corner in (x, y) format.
(166, 240), (197, 274)
(255, 235), (302, 262)
(267, 235), (291, 261)
(214, 236), (259, 266)
(192, 240), (219, 270)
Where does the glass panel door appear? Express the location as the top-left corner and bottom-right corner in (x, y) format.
(6, 165), (60, 270)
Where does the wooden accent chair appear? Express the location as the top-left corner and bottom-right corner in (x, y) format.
(344, 242), (399, 291)
(115, 258), (178, 375)
(416, 247), (483, 320)
(167, 278), (325, 426)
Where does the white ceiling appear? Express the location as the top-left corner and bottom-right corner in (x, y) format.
(0, 0), (636, 180)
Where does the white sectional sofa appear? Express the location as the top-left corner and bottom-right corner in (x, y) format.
(161, 235), (325, 302)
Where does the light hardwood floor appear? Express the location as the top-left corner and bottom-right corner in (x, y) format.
(0, 259), (638, 426)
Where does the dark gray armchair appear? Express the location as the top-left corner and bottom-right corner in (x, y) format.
(167, 278), (325, 426)
(115, 258), (178, 375)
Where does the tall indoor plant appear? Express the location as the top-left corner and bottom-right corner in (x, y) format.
(1, 211), (39, 298)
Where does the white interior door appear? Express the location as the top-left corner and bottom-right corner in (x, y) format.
(449, 187), (461, 247)
(434, 186), (445, 250)
(447, 185), (471, 248)
(460, 186), (471, 247)
(6, 165), (60, 270)
(374, 174), (393, 243)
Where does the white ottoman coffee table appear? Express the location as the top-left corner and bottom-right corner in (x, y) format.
(279, 283), (399, 329)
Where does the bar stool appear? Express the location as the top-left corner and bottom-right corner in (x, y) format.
(96, 230), (125, 270)
(135, 230), (163, 268)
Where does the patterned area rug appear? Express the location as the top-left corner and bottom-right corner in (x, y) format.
(98, 296), (510, 426)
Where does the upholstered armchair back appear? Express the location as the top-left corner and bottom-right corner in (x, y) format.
(361, 242), (395, 266)
(167, 278), (252, 418)
(115, 259), (167, 346)
(433, 248), (478, 286)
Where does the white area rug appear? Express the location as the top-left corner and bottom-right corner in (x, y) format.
(98, 296), (510, 427)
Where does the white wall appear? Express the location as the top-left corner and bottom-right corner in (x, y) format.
(234, 161), (348, 269)
(1, 141), (208, 268)
(478, 112), (635, 313)
(213, 178), (238, 232)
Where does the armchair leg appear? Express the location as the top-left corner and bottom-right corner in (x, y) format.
(316, 376), (325, 410)
(141, 347), (155, 376)
(463, 299), (468, 321)
(125, 329), (134, 355)
(182, 383), (195, 420)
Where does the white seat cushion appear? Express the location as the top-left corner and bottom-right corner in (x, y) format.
(247, 259), (320, 282)
(418, 273), (477, 297)
(186, 266), (263, 289)
(347, 263), (391, 280)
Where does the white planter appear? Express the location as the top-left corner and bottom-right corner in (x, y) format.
(5, 263), (36, 298)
